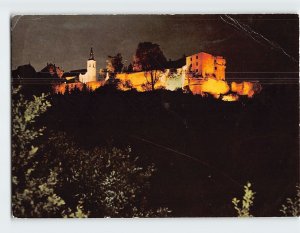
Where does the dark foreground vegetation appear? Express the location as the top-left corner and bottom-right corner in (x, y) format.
(12, 81), (299, 217)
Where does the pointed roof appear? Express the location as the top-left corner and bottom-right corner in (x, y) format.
(89, 47), (95, 60)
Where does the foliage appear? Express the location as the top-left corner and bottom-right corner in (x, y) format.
(141, 82), (153, 92)
(106, 53), (124, 74)
(12, 87), (50, 163)
(41, 132), (171, 217)
(118, 79), (134, 91)
(280, 185), (300, 216)
(232, 182), (255, 217)
(12, 169), (67, 217)
(133, 42), (167, 90)
(127, 63), (133, 73)
(12, 86), (170, 217)
(12, 86), (61, 217)
(133, 42), (167, 71)
(11, 85), (51, 186)
(12, 86), (89, 218)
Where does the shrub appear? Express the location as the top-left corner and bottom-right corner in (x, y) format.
(232, 182), (255, 217)
(12, 86), (88, 218)
(280, 185), (300, 216)
(12, 86), (171, 217)
(12, 86), (63, 217)
(42, 132), (171, 217)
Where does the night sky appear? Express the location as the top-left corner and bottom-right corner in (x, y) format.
(11, 15), (298, 75)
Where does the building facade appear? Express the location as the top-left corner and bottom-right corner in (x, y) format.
(79, 48), (97, 83)
(186, 52), (226, 80)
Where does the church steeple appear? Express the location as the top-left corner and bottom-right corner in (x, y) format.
(89, 47), (94, 60)
(79, 47), (97, 83)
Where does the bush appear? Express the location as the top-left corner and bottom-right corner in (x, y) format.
(232, 182), (255, 217)
(12, 86), (66, 217)
(280, 185), (300, 216)
(12, 86), (89, 218)
(12, 86), (171, 217)
(42, 132), (171, 217)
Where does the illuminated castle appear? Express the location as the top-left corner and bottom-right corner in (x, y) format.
(52, 49), (260, 100)
(79, 48), (97, 83)
(185, 52), (226, 80)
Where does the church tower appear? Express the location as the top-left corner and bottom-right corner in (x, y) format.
(87, 47), (97, 82)
(79, 47), (97, 83)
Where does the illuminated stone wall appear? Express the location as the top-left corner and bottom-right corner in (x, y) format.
(214, 56), (226, 81)
(116, 71), (167, 91)
(53, 82), (84, 94)
(53, 81), (104, 94)
(231, 81), (262, 98)
(188, 77), (230, 98)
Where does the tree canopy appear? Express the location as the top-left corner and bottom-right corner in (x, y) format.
(133, 42), (167, 90)
(106, 53), (124, 74)
(133, 42), (167, 72)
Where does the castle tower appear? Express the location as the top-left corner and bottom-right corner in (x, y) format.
(79, 47), (97, 83)
(185, 52), (226, 80)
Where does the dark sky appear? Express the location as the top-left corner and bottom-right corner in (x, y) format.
(11, 15), (299, 74)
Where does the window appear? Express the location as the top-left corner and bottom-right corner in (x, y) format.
(195, 69), (198, 72)
(196, 55), (198, 59)
(190, 57), (192, 61)
(196, 62), (198, 66)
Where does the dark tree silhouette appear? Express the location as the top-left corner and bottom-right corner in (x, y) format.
(133, 42), (167, 90)
(127, 63), (133, 73)
(106, 53), (124, 75)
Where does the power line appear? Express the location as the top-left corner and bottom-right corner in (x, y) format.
(130, 134), (242, 188)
